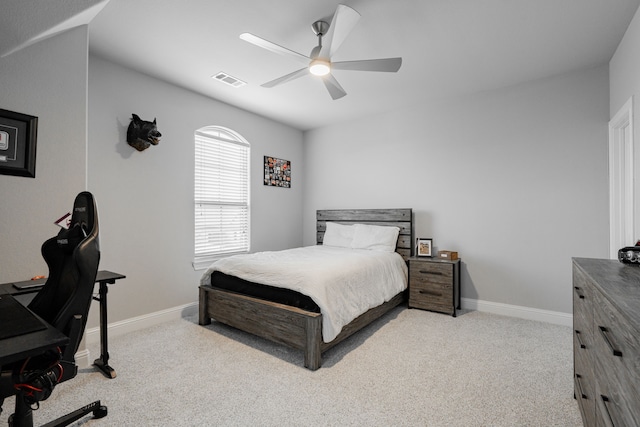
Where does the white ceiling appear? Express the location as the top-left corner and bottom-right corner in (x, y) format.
(4, 0), (640, 131)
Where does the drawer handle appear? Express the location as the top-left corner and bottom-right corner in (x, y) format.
(419, 270), (443, 275)
(598, 395), (615, 427)
(598, 326), (623, 357)
(573, 286), (585, 299)
(419, 289), (442, 297)
(575, 330), (586, 349)
(575, 374), (587, 399)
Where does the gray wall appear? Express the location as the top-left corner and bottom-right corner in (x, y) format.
(611, 5), (640, 118)
(303, 65), (610, 315)
(87, 55), (304, 327)
(0, 26), (89, 281)
(610, 5), (640, 237)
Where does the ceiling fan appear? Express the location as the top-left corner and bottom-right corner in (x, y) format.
(239, 4), (402, 100)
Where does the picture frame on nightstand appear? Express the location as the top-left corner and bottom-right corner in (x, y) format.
(416, 238), (432, 257)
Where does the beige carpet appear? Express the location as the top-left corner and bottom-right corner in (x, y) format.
(0, 307), (582, 426)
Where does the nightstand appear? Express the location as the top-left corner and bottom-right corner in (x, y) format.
(408, 257), (460, 316)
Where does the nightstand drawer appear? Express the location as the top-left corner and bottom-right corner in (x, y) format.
(409, 285), (451, 311)
(409, 262), (452, 285)
(410, 278), (452, 296)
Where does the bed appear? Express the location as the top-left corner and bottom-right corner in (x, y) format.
(198, 208), (413, 370)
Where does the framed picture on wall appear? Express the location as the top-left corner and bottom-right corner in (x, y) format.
(264, 156), (291, 188)
(416, 238), (433, 257)
(0, 108), (38, 178)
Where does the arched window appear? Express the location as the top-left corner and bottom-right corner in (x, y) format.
(193, 126), (250, 269)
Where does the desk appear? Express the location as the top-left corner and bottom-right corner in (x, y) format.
(0, 270), (126, 379)
(0, 295), (68, 366)
(1, 294), (107, 426)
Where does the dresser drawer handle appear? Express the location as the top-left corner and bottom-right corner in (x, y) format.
(598, 395), (615, 427)
(575, 330), (586, 349)
(575, 374), (587, 399)
(573, 286), (585, 299)
(419, 289), (442, 297)
(419, 270), (443, 275)
(598, 326), (623, 357)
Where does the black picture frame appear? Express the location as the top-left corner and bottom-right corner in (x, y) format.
(0, 108), (38, 178)
(416, 238), (433, 257)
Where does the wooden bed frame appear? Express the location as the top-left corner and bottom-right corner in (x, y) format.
(198, 208), (413, 370)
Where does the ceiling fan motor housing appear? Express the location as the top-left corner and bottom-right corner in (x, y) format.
(312, 21), (330, 36)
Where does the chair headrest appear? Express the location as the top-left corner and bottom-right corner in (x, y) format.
(56, 191), (98, 253)
(69, 192), (96, 233)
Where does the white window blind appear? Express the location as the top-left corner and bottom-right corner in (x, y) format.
(194, 127), (250, 268)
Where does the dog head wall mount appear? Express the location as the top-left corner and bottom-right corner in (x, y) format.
(126, 114), (162, 152)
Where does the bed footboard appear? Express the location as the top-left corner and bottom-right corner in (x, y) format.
(199, 285), (405, 370)
(199, 285), (323, 369)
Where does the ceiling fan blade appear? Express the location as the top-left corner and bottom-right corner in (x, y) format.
(261, 68), (309, 88)
(332, 57), (402, 72)
(319, 4), (361, 58)
(240, 33), (309, 64)
(322, 74), (347, 100)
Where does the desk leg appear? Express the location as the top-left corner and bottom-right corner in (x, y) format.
(93, 280), (116, 379)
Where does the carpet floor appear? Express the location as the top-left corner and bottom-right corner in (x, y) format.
(0, 307), (583, 426)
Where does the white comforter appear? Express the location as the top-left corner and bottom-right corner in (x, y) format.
(200, 245), (408, 342)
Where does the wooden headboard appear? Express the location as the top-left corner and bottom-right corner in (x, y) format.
(316, 208), (413, 261)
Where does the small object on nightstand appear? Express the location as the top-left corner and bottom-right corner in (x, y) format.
(408, 257), (460, 317)
(437, 250), (458, 261)
(416, 238), (433, 257)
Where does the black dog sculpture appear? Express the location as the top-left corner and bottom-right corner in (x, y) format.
(126, 114), (162, 152)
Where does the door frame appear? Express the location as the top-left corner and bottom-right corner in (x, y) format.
(609, 97), (634, 259)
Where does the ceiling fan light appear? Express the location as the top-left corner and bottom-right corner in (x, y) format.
(309, 59), (331, 76)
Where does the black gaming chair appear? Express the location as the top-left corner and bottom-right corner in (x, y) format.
(0, 191), (107, 427)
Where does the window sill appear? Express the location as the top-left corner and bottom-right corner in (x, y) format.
(192, 252), (248, 271)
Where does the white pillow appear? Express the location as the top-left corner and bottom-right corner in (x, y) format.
(322, 222), (355, 248)
(350, 224), (400, 252)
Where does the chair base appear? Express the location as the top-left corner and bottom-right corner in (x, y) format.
(8, 398), (107, 427)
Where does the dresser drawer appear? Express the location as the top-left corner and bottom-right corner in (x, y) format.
(572, 268), (593, 337)
(595, 379), (640, 427)
(574, 326), (595, 425)
(574, 373), (596, 427)
(574, 328), (593, 379)
(592, 289), (640, 424)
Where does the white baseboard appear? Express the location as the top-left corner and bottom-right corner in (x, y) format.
(75, 348), (91, 368)
(77, 302), (198, 367)
(461, 297), (572, 327)
(84, 301), (198, 346)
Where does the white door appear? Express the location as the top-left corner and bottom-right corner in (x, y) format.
(609, 97), (634, 259)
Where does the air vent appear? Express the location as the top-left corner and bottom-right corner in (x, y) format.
(212, 72), (246, 88)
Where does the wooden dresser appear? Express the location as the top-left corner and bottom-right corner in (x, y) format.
(408, 257), (460, 316)
(572, 258), (640, 426)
